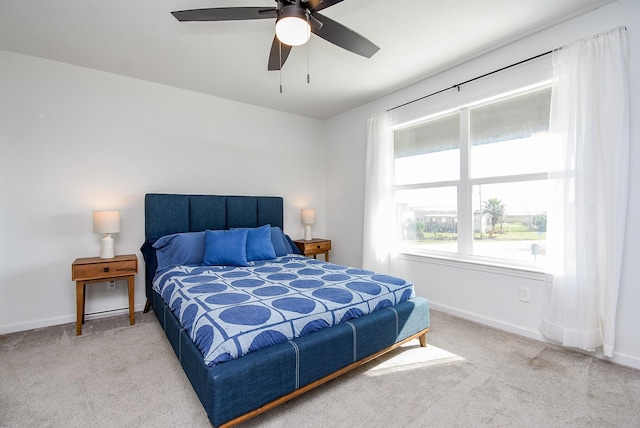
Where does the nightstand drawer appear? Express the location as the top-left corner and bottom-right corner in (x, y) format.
(72, 256), (137, 281)
(305, 241), (331, 254)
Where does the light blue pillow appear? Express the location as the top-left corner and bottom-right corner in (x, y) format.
(203, 229), (249, 266)
(245, 224), (277, 261)
(270, 226), (289, 257)
(152, 231), (206, 270)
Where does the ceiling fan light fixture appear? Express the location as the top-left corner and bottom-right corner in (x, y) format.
(275, 6), (310, 47)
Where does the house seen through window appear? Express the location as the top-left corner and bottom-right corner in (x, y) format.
(394, 85), (552, 268)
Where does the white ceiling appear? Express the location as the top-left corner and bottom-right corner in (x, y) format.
(0, 0), (613, 119)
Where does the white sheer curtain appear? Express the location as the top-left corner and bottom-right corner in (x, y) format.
(362, 111), (396, 273)
(541, 27), (629, 357)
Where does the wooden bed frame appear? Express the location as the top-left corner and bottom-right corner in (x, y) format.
(141, 193), (430, 427)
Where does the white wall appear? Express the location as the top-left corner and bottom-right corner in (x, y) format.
(0, 51), (326, 333)
(325, 0), (640, 369)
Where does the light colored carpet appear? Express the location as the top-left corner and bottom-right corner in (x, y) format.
(1, 309), (639, 427)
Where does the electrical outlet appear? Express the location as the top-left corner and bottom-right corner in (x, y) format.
(107, 281), (116, 290)
(519, 286), (531, 303)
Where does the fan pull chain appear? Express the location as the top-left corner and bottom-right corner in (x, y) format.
(307, 39), (310, 84)
(279, 42), (283, 93)
(306, 14), (310, 84)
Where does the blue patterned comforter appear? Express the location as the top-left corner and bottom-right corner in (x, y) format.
(153, 255), (415, 366)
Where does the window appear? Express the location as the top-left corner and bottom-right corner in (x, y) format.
(393, 85), (552, 268)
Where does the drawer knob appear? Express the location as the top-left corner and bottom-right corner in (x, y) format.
(104, 267), (110, 273)
(316, 245), (321, 249)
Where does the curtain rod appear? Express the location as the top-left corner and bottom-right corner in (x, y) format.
(387, 50), (553, 112)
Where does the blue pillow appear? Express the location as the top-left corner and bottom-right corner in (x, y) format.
(152, 231), (206, 270)
(203, 229), (249, 266)
(270, 227), (289, 257)
(244, 224), (276, 261)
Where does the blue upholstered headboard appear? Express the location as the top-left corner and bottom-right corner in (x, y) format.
(141, 193), (284, 308)
(144, 194), (284, 240)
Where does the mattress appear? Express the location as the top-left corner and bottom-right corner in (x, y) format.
(153, 255), (415, 366)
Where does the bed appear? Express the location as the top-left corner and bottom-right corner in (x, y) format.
(140, 193), (430, 427)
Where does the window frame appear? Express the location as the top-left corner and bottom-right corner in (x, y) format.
(392, 81), (552, 271)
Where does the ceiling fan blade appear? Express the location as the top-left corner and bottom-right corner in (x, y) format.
(309, 0), (345, 13)
(171, 7), (277, 22)
(268, 37), (293, 71)
(312, 13), (379, 58)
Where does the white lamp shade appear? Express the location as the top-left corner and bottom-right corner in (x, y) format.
(301, 208), (316, 225)
(275, 7), (310, 46)
(93, 210), (120, 234)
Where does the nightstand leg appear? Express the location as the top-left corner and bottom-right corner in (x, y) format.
(76, 281), (85, 335)
(127, 275), (135, 326)
(82, 283), (86, 325)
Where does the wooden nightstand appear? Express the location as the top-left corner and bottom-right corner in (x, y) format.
(293, 238), (331, 262)
(71, 254), (138, 335)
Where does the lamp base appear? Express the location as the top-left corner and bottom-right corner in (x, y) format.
(304, 225), (312, 241)
(100, 234), (115, 259)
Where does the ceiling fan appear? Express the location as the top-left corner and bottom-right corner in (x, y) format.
(171, 0), (380, 71)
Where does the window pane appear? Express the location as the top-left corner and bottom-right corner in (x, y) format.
(396, 187), (458, 254)
(472, 182), (547, 264)
(394, 113), (460, 184)
(470, 88), (551, 178)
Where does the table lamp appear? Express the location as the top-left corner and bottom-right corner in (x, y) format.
(301, 208), (316, 241)
(93, 210), (120, 258)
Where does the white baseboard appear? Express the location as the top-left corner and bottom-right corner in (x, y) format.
(0, 303), (148, 335)
(595, 349), (640, 371)
(429, 301), (640, 371)
(429, 301), (547, 341)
